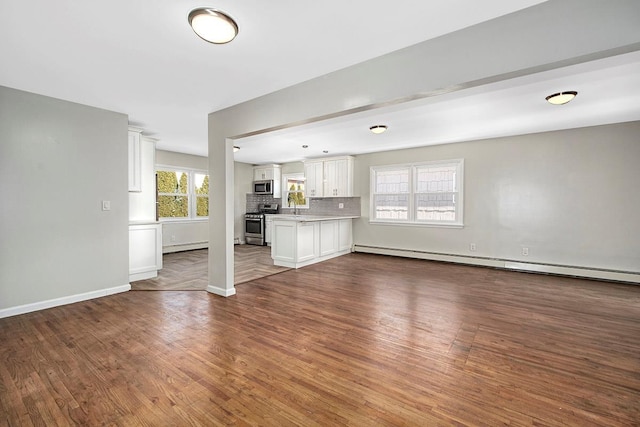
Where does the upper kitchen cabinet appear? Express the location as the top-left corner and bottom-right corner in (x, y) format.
(304, 156), (354, 198)
(304, 161), (324, 197)
(128, 128), (142, 192)
(253, 164), (282, 198)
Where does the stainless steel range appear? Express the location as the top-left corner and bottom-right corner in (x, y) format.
(244, 204), (278, 246)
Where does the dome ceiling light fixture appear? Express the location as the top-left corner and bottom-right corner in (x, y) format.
(545, 91), (578, 105)
(369, 125), (388, 134)
(188, 8), (239, 44)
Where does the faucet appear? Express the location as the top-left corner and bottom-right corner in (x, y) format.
(292, 198), (298, 215)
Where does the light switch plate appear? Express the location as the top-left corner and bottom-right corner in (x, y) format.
(102, 200), (111, 211)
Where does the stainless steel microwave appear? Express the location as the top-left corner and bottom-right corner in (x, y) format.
(253, 180), (273, 195)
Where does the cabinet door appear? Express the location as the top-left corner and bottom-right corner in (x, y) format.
(323, 160), (337, 197)
(304, 162), (324, 197)
(334, 158), (351, 197)
(319, 220), (338, 256)
(323, 158), (353, 197)
(338, 219), (352, 251)
(253, 167), (273, 181)
(296, 222), (318, 262)
(272, 221), (296, 262)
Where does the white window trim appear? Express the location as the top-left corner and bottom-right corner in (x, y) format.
(156, 164), (209, 221)
(282, 173), (309, 210)
(369, 159), (464, 227)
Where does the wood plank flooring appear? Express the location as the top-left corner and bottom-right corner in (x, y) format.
(131, 245), (289, 290)
(2, 253), (640, 425)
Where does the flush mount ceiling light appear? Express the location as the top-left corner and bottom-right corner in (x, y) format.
(545, 91), (578, 105)
(188, 8), (238, 44)
(233, 146), (240, 152)
(369, 125), (388, 134)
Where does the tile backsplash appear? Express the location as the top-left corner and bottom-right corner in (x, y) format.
(246, 194), (361, 217)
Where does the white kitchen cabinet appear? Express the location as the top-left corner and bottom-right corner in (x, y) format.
(319, 220), (338, 256)
(128, 128), (142, 192)
(303, 156), (353, 197)
(129, 222), (163, 281)
(338, 219), (352, 251)
(265, 215), (274, 246)
(304, 161), (324, 197)
(253, 164), (280, 181)
(271, 216), (355, 268)
(253, 164), (282, 198)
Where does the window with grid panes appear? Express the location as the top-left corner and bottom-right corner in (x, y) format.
(157, 167), (209, 220)
(370, 159), (463, 226)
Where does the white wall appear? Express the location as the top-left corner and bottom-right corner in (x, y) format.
(0, 86), (130, 316)
(353, 122), (640, 280)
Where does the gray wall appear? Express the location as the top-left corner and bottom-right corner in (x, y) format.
(0, 86), (129, 311)
(208, 0), (640, 293)
(353, 122), (640, 273)
(156, 149), (208, 170)
(234, 162), (253, 242)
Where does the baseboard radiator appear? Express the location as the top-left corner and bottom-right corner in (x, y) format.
(353, 245), (640, 284)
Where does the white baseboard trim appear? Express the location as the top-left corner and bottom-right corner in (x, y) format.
(129, 270), (158, 282)
(273, 248), (352, 269)
(163, 242), (208, 254)
(0, 284), (131, 319)
(353, 245), (640, 284)
(207, 285), (237, 297)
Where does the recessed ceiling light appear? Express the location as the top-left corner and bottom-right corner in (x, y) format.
(302, 145), (309, 148)
(233, 146), (240, 152)
(369, 125), (388, 134)
(545, 91), (578, 105)
(323, 150), (329, 153)
(188, 8), (238, 44)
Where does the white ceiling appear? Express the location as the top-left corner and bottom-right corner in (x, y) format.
(235, 51), (640, 164)
(0, 0), (549, 157)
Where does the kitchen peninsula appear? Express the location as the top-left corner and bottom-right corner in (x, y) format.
(271, 215), (358, 268)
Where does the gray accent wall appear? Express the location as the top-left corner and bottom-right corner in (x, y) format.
(0, 86), (129, 311)
(353, 122), (640, 274)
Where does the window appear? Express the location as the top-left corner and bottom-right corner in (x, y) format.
(157, 167), (209, 219)
(370, 159), (463, 226)
(282, 173), (308, 209)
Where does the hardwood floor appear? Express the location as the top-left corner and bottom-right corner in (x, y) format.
(131, 245), (289, 290)
(2, 253), (639, 425)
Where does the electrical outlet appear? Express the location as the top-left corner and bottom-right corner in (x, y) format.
(469, 243), (477, 251)
(338, 203), (344, 209)
(101, 200), (111, 211)
(522, 247), (529, 256)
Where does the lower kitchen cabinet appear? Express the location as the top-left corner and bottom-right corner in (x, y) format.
(129, 222), (162, 282)
(271, 217), (353, 268)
